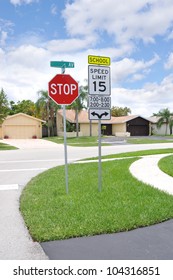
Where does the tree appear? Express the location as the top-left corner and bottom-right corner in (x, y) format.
(0, 88), (9, 124)
(111, 106), (131, 117)
(169, 119), (173, 135)
(9, 100), (36, 116)
(36, 90), (60, 137)
(67, 82), (88, 137)
(153, 108), (173, 135)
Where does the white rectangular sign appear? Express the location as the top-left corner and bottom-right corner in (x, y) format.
(88, 65), (111, 95)
(88, 95), (111, 109)
(89, 109), (111, 120)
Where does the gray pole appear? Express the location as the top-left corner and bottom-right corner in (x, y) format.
(98, 118), (102, 191)
(62, 66), (69, 194)
(63, 104), (69, 194)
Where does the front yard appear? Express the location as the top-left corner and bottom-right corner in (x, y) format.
(20, 149), (173, 242)
(44, 135), (173, 147)
(44, 136), (109, 147)
(0, 142), (18, 150)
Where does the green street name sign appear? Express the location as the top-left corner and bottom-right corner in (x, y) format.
(50, 61), (75, 68)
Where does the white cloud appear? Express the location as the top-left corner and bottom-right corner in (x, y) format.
(1, 42), (172, 118)
(111, 54), (160, 84)
(0, 31), (8, 46)
(1, 0), (173, 117)
(46, 36), (97, 53)
(63, 0), (173, 45)
(87, 43), (135, 60)
(51, 4), (58, 15)
(10, 0), (39, 5)
(112, 74), (173, 116)
(0, 45), (51, 101)
(164, 53), (173, 69)
(7, 45), (50, 69)
(0, 18), (14, 46)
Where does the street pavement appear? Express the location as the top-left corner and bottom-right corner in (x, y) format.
(0, 139), (173, 259)
(41, 219), (173, 260)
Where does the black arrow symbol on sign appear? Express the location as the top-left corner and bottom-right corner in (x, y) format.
(91, 111), (109, 119)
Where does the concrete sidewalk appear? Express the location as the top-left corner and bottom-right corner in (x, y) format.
(130, 153), (173, 195)
(0, 139), (63, 149)
(0, 188), (48, 260)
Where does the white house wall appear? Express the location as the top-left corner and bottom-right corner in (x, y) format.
(152, 123), (170, 135)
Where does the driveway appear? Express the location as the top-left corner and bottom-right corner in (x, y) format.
(0, 138), (63, 149)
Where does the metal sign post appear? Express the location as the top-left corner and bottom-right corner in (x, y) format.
(88, 56), (111, 192)
(49, 60), (77, 194)
(98, 118), (102, 192)
(61, 68), (69, 194)
(63, 104), (69, 194)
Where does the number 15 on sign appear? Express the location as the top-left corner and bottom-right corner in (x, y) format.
(88, 65), (111, 95)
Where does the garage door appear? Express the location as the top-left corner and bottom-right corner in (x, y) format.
(127, 125), (149, 136)
(4, 125), (37, 139)
(126, 117), (149, 136)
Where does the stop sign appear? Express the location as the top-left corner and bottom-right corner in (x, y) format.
(48, 74), (79, 105)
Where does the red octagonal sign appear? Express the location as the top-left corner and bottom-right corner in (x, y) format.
(48, 74), (79, 105)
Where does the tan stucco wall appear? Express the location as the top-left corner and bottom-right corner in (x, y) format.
(57, 114), (64, 134)
(80, 123), (98, 136)
(57, 113), (99, 137)
(2, 115), (42, 139)
(112, 123), (126, 135)
(0, 125), (2, 139)
(4, 115), (39, 125)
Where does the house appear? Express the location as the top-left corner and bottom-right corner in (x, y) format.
(103, 115), (150, 136)
(0, 113), (45, 139)
(57, 110), (151, 137)
(149, 116), (172, 135)
(0, 125), (2, 139)
(57, 109), (97, 137)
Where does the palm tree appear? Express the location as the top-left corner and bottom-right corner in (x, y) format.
(36, 90), (60, 137)
(67, 83), (88, 137)
(153, 108), (173, 135)
(169, 119), (173, 135)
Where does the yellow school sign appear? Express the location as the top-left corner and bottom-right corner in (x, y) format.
(88, 55), (111, 66)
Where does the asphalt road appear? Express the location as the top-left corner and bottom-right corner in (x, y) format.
(1, 141), (173, 259)
(1, 141), (173, 187)
(41, 219), (173, 260)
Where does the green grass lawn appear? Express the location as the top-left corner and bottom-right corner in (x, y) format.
(20, 155), (173, 242)
(43, 136), (108, 147)
(0, 142), (18, 150)
(158, 155), (173, 177)
(81, 148), (173, 161)
(127, 138), (173, 144)
(44, 136), (173, 147)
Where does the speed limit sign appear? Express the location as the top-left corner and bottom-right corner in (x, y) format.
(88, 65), (111, 95)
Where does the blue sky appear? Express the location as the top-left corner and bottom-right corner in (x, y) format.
(0, 0), (173, 116)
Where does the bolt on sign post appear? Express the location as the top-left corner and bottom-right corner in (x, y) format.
(49, 61), (78, 194)
(88, 55), (111, 191)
